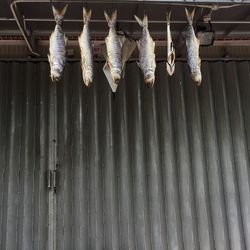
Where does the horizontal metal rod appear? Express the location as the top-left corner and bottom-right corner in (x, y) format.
(10, 0), (248, 5)
(2, 57), (250, 62)
(8, 0), (248, 56)
(1, 38), (250, 47)
(2, 17), (250, 25)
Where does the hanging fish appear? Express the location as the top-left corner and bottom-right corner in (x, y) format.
(104, 10), (122, 84)
(166, 11), (175, 76)
(185, 8), (202, 85)
(135, 15), (156, 87)
(48, 5), (68, 82)
(78, 7), (93, 87)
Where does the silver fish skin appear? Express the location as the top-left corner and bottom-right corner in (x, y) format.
(104, 10), (122, 84)
(48, 5), (68, 82)
(135, 15), (156, 87)
(78, 7), (93, 87)
(166, 12), (175, 76)
(185, 8), (202, 85)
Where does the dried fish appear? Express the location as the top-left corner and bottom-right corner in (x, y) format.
(166, 11), (175, 76)
(135, 15), (156, 87)
(48, 5), (68, 82)
(78, 7), (93, 87)
(104, 10), (122, 84)
(185, 8), (202, 85)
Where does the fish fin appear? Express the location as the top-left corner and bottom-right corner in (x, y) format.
(142, 15), (148, 28)
(134, 15), (148, 28)
(107, 61), (113, 70)
(48, 54), (52, 66)
(197, 37), (200, 45)
(52, 4), (68, 23)
(64, 35), (68, 45)
(136, 40), (141, 50)
(185, 8), (195, 25)
(119, 36), (126, 48)
(166, 11), (171, 22)
(153, 60), (156, 71)
(111, 10), (117, 23)
(83, 7), (92, 24)
(104, 11), (111, 26)
(151, 40), (155, 51)
(134, 15), (143, 27)
(104, 10), (117, 27)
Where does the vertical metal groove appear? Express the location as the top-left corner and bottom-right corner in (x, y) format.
(211, 62), (244, 250)
(227, 62), (250, 250)
(71, 62), (87, 250)
(145, 64), (167, 250)
(48, 66), (57, 250)
(171, 62), (198, 250)
(37, 62), (49, 250)
(0, 62), (10, 250)
(157, 63), (183, 250)
(20, 62), (36, 250)
(56, 63), (74, 250)
(115, 63), (135, 250)
(6, 62), (23, 250)
(129, 66), (151, 250)
(0, 62), (49, 250)
(200, 62), (230, 250)
(102, 69), (119, 250)
(88, 65), (103, 250)
(184, 62), (214, 250)
(235, 61), (250, 250)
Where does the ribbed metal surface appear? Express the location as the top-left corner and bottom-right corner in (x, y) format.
(55, 61), (250, 250)
(0, 62), (49, 250)
(0, 61), (250, 250)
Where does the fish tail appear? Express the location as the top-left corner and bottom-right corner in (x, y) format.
(83, 7), (92, 24)
(185, 8), (195, 25)
(166, 11), (171, 23)
(104, 10), (117, 27)
(134, 15), (148, 28)
(52, 4), (68, 24)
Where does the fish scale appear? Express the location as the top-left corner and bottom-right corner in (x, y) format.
(104, 10), (122, 85)
(78, 7), (93, 87)
(185, 8), (202, 85)
(48, 5), (68, 82)
(135, 15), (156, 87)
(166, 11), (175, 76)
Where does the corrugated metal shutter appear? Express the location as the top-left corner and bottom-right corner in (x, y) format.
(0, 62), (49, 250)
(0, 61), (250, 250)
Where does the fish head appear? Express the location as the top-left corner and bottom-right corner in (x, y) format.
(83, 70), (93, 87)
(191, 67), (202, 86)
(166, 63), (175, 76)
(50, 67), (62, 82)
(110, 68), (121, 84)
(144, 70), (155, 87)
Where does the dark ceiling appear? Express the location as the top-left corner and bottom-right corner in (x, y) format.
(1, 1), (250, 39)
